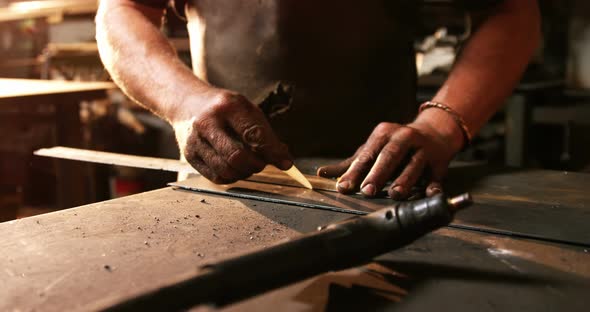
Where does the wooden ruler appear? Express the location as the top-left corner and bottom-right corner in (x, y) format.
(34, 146), (338, 192)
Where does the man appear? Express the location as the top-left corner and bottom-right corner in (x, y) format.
(96, 0), (540, 199)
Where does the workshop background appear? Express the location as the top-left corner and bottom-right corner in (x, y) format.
(0, 0), (588, 222)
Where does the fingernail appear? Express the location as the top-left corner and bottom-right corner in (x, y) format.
(361, 184), (376, 197)
(316, 167), (326, 177)
(390, 186), (403, 200)
(430, 187), (442, 194)
(337, 180), (351, 192)
(243, 125), (264, 146)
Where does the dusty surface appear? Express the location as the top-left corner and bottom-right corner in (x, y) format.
(0, 187), (347, 311)
(1, 165), (590, 311)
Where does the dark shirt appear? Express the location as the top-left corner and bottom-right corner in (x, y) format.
(128, 0), (497, 156)
(133, 0), (172, 9)
(132, 1), (502, 15)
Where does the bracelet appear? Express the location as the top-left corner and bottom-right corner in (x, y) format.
(419, 101), (473, 144)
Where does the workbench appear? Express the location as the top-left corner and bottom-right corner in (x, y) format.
(0, 78), (116, 218)
(0, 163), (589, 311)
(0, 0), (97, 23)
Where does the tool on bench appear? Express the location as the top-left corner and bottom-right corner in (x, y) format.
(283, 165), (313, 189)
(104, 193), (472, 311)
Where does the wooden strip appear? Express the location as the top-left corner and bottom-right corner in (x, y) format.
(35, 147), (197, 174)
(0, 0), (97, 23)
(34, 146), (338, 192)
(0, 79), (116, 99)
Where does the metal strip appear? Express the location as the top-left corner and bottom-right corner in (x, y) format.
(171, 182), (590, 249)
(170, 183), (365, 216)
(447, 224), (590, 249)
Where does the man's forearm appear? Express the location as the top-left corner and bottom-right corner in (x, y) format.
(419, 0), (541, 146)
(96, 0), (209, 123)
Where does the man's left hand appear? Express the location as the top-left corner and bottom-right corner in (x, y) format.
(317, 109), (465, 200)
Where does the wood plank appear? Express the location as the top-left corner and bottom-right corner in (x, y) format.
(0, 79), (115, 99)
(35, 146), (197, 174)
(0, 0), (97, 22)
(34, 147), (339, 191)
(0, 186), (588, 311)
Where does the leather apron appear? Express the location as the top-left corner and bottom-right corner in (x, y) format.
(184, 0), (418, 157)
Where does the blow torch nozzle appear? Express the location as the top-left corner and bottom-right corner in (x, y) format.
(447, 193), (473, 213)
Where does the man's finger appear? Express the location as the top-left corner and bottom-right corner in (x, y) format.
(184, 153), (226, 184)
(202, 120), (266, 176)
(360, 140), (409, 197)
(389, 150), (427, 200)
(425, 164), (446, 197)
(337, 136), (388, 194)
(317, 156), (354, 178)
(189, 137), (244, 184)
(426, 181), (443, 197)
(226, 101), (292, 170)
(242, 124), (292, 170)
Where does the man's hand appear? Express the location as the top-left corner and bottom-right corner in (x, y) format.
(97, 1), (292, 184)
(318, 109), (464, 200)
(318, 0), (541, 199)
(173, 89), (293, 184)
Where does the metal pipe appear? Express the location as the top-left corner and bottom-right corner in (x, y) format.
(104, 193), (472, 311)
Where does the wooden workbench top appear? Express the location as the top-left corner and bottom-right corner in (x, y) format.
(0, 78), (116, 99)
(1, 166), (589, 311)
(0, 0), (97, 23)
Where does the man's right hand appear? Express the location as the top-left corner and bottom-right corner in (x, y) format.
(96, 1), (292, 184)
(172, 89), (293, 184)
